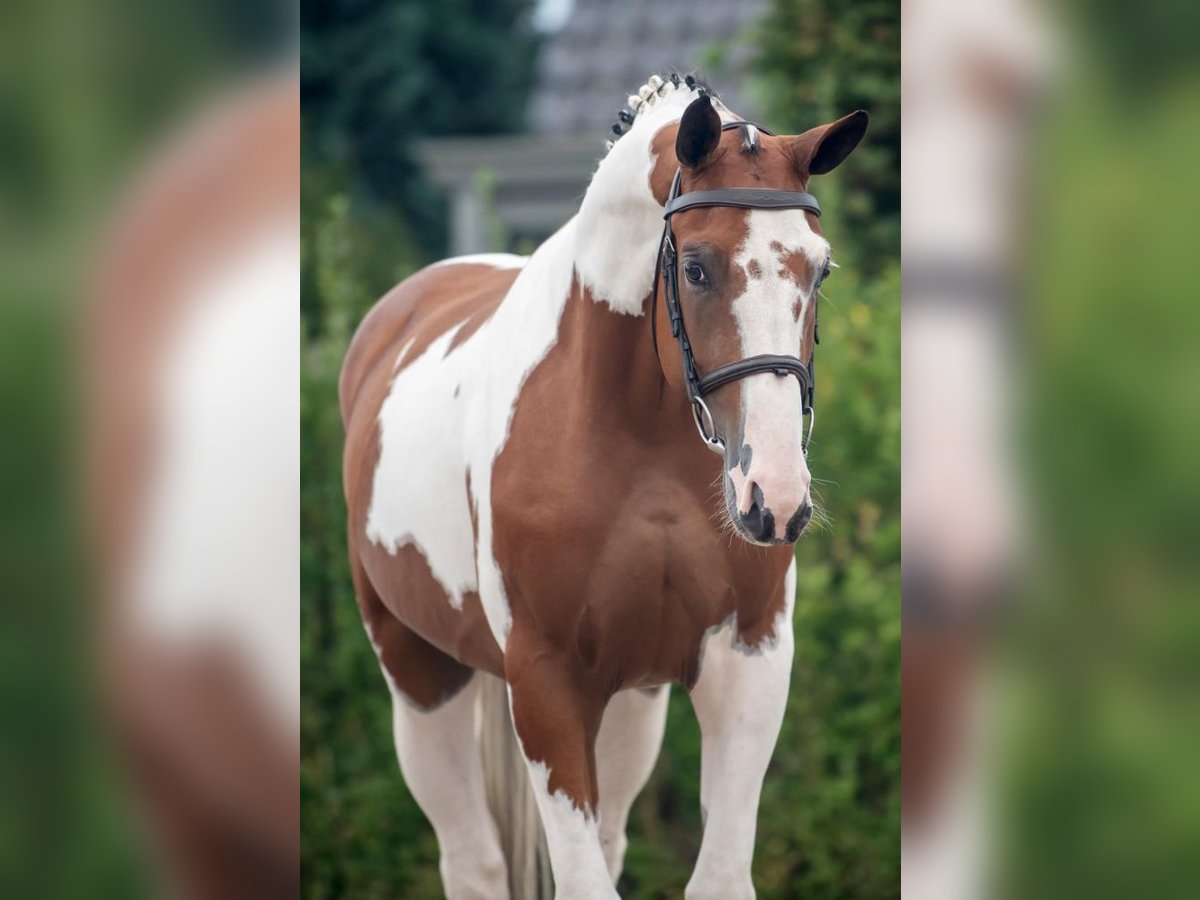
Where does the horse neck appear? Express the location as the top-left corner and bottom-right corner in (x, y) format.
(571, 85), (703, 316)
(555, 86), (717, 447)
(558, 267), (697, 452)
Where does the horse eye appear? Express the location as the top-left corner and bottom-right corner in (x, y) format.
(683, 261), (707, 284)
(818, 262), (832, 286)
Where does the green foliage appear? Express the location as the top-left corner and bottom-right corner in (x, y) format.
(301, 186), (443, 898)
(754, 0), (900, 271)
(999, 60), (1200, 900)
(301, 0), (541, 256)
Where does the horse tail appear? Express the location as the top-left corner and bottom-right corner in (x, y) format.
(478, 672), (553, 899)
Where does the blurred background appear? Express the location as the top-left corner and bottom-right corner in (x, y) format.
(0, 0), (297, 897)
(904, 1), (1200, 899)
(300, 0), (899, 898)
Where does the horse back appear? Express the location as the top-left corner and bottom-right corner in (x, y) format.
(339, 259), (522, 425)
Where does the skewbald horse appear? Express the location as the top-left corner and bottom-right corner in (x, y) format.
(340, 75), (867, 898)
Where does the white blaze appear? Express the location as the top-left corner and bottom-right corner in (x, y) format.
(728, 209), (828, 521)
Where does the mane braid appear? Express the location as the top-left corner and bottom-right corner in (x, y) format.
(603, 71), (723, 153)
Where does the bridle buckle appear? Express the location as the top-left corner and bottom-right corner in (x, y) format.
(690, 396), (724, 453)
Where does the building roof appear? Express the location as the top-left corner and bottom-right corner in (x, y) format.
(529, 0), (767, 139)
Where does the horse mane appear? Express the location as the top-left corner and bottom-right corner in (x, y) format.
(603, 72), (726, 153)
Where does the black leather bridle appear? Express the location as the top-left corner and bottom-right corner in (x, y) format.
(652, 120), (825, 455)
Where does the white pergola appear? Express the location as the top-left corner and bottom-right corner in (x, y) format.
(417, 136), (602, 255)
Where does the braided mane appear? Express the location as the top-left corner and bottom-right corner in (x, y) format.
(603, 72), (727, 152)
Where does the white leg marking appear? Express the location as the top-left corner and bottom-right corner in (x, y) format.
(521, 761), (616, 900)
(387, 674), (509, 900)
(595, 687), (670, 882)
(507, 689), (617, 899)
(685, 560), (796, 900)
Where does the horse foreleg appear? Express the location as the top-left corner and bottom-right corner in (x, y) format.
(505, 631), (616, 900)
(685, 580), (796, 899)
(595, 685), (670, 882)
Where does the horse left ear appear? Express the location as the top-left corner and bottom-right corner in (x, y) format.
(793, 110), (870, 176)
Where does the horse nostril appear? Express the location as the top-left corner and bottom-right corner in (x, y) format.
(740, 482), (775, 542)
(785, 500), (814, 542)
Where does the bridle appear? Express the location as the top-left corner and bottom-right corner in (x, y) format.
(652, 120), (825, 455)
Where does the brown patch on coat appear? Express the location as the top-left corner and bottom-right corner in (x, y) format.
(746, 258), (763, 279)
(770, 240), (813, 290)
(354, 550), (477, 710)
(649, 119), (824, 204)
(339, 261), (516, 419)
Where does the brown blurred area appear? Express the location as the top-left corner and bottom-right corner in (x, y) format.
(0, 0), (298, 897)
(903, 0), (1200, 898)
(87, 75), (299, 899)
(902, 0), (1054, 894)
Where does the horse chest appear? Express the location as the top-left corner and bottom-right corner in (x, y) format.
(491, 467), (790, 688)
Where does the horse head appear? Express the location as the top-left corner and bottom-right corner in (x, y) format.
(649, 93), (868, 545)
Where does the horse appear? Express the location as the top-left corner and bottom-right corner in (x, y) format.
(340, 73), (867, 898)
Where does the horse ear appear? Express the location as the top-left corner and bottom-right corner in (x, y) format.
(793, 110), (869, 176)
(676, 95), (722, 168)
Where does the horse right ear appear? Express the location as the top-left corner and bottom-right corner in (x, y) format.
(792, 110), (869, 176)
(676, 95), (722, 168)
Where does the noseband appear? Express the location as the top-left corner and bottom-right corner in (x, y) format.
(653, 121), (824, 455)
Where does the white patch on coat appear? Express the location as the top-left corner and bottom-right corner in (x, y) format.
(386, 673), (510, 898)
(522, 759), (614, 896)
(366, 222), (575, 645)
(728, 209), (828, 520)
(130, 223), (300, 731)
(687, 557), (795, 898)
(430, 252), (529, 270)
(595, 686), (671, 880)
(576, 81), (737, 316)
(507, 684), (618, 898)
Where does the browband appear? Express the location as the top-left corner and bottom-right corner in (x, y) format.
(664, 189), (821, 219)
